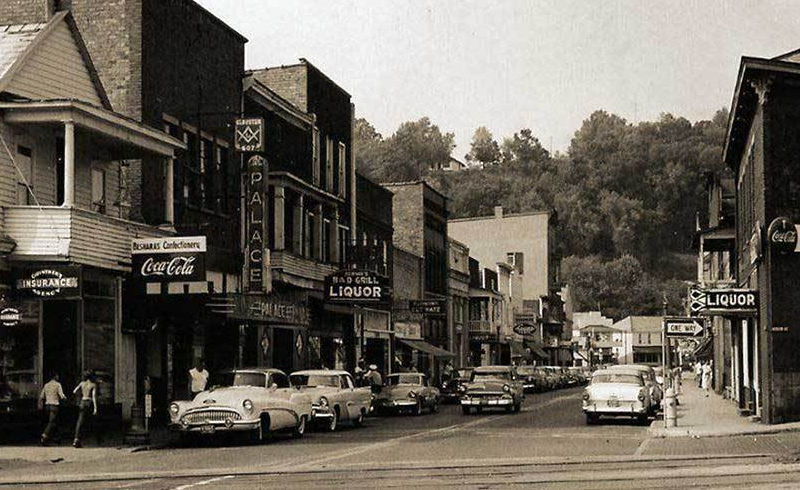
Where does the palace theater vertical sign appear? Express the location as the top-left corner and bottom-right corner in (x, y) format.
(236, 118), (270, 293)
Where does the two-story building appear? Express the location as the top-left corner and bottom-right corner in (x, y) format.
(448, 238), (470, 367)
(615, 316), (665, 366)
(0, 12), (185, 421)
(571, 311), (616, 367)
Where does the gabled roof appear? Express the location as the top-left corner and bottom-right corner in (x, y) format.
(0, 11), (111, 110)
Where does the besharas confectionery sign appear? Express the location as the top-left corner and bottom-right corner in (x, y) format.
(131, 236), (206, 283)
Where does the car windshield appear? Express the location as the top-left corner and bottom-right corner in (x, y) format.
(213, 372), (266, 388)
(388, 375), (422, 385)
(472, 370), (510, 381)
(290, 374), (339, 388)
(592, 373), (643, 385)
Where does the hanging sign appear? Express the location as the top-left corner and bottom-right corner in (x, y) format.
(131, 236), (206, 283)
(325, 269), (389, 303)
(513, 323), (537, 336)
(16, 266), (81, 297)
(234, 118), (265, 153)
(767, 217), (798, 254)
(246, 155), (269, 293)
(409, 299), (446, 316)
(689, 287), (758, 315)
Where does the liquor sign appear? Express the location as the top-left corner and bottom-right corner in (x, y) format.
(131, 236), (206, 283)
(664, 317), (707, 338)
(513, 323), (537, 336)
(246, 155), (269, 293)
(325, 269), (389, 303)
(689, 288), (759, 315)
(409, 299), (446, 316)
(16, 266), (81, 297)
(234, 118), (265, 153)
(767, 217), (799, 254)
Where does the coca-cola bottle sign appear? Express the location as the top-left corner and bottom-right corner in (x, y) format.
(767, 217), (798, 254)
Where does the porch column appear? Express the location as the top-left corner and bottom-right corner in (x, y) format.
(292, 195), (304, 253)
(314, 203), (324, 261)
(273, 185), (285, 250)
(164, 157), (175, 224)
(63, 121), (75, 207)
(329, 207), (340, 264)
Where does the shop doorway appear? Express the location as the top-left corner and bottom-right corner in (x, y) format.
(272, 327), (294, 373)
(42, 300), (79, 392)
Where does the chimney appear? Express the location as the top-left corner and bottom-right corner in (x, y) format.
(494, 206), (503, 219)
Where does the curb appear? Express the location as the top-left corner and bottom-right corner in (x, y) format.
(647, 423), (800, 439)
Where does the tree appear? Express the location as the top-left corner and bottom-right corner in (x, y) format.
(501, 128), (549, 166)
(353, 118), (385, 180)
(465, 126), (501, 167)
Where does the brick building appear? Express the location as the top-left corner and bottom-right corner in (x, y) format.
(0, 12), (184, 422)
(1, 0), (247, 416)
(722, 50), (800, 423)
(383, 181), (453, 378)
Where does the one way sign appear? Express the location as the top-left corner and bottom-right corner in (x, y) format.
(664, 317), (707, 338)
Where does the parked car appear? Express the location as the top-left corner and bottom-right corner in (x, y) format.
(461, 365), (524, 414)
(582, 368), (650, 425)
(373, 373), (440, 415)
(544, 366), (568, 389)
(567, 367), (587, 385)
(440, 368), (473, 403)
(289, 370), (371, 431)
(535, 366), (557, 391)
(517, 366), (545, 393)
(169, 368), (312, 441)
(608, 364), (662, 414)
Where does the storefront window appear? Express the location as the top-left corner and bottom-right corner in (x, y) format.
(84, 275), (116, 407)
(0, 323), (38, 402)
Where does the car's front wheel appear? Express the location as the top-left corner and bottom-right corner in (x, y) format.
(585, 413), (598, 425)
(292, 415), (307, 438)
(412, 399), (422, 416)
(431, 399), (439, 414)
(328, 409), (339, 432)
(353, 409), (365, 427)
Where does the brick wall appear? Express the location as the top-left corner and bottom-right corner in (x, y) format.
(0, 0), (51, 24)
(252, 65), (308, 112)
(386, 183), (424, 257)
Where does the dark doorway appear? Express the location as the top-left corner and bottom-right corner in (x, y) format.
(42, 300), (79, 392)
(272, 327), (293, 373)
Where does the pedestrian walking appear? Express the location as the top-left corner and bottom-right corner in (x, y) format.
(364, 364), (382, 394)
(38, 373), (66, 445)
(72, 370), (97, 448)
(695, 361), (703, 388)
(355, 358), (366, 386)
(188, 358), (209, 398)
(701, 361), (712, 395)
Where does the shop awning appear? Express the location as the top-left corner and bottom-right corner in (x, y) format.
(694, 337), (713, 359)
(398, 339), (455, 358)
(528, 343), (548, 359)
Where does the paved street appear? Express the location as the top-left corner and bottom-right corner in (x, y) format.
(4, 387), (800, 488)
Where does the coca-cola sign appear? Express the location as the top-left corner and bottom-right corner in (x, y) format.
(767, 217), (799, 254)
(132, 236), (206, 283)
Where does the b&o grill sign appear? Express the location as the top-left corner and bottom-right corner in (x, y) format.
(325, 269), (389, 303)
(131, 236), (206, 283)
(16, 266), (81, 297)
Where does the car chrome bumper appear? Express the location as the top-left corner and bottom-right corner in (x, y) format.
(311, 406), (334, 420)
(169, 420), (260, 433)
(582, 401), (646, 415)
(376, 399), (417, 408)
(461, 397), (514, 406)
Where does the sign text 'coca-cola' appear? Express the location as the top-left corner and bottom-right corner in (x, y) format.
(131, 236), (206, 283)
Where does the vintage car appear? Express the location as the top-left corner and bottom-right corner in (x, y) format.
(534, 366), (557, 391)
(567, 367), (588, 386)
(289, 370), (371, 431)
(582, 368), (650, 425)
(608, 364), (663, 413)
(461, 365), (524, 414)
(440, 368), (473, 402)
(169, 368), (312, 441)
(517, 366), (545, 393)
(373, 372), (440, 415)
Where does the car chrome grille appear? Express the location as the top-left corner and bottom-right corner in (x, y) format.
(182, 409), (242, 425)
(467, 392), (504, 398)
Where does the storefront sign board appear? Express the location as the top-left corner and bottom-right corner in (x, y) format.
(409, 299), (446, 316)
(689, 288), (759, 315)
(245, 155), (269, 293)
(325, 269), (389, 303)
(229, 293), (309, 326)
(513, 323), (537, 336)
(767, 217), (799, 254)
(16, 266), (81, 297)
(131, 236), (206, 283)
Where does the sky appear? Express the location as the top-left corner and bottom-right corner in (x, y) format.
(197, 0), (800, 155)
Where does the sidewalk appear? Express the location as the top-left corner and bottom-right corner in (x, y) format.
(648, 375), (800, 438)
(0, 425), (174, 467)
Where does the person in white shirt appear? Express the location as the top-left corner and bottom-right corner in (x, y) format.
(39, 373), (66, 445)
(188, 358), (209, 398)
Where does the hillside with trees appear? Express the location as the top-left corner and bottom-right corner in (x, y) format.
(355, 109), (728, 320)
